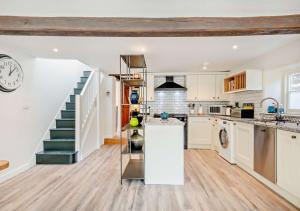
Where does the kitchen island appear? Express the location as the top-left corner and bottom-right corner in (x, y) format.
(144, 118), (184, 185)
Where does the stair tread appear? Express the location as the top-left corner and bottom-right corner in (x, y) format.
(44, 139), (75, 142)
(37, 151), (77, 155)
(50, 128), (75, 131)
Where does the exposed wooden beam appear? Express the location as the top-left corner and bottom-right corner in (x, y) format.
(0, 15), (300, 37)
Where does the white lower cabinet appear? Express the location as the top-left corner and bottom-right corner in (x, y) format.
(235, 122), (254, 172)
(188, 117), (211, 149)
(277, 129), (300, 199)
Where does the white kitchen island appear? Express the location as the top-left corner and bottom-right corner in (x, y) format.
(144, 118), (184, 185)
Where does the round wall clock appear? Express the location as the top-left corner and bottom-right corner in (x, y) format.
(0, 54), (24, 92)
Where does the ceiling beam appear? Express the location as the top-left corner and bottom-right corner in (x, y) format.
(0, 15), (300, 37)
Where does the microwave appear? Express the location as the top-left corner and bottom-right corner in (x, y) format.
(208, 105), (226, 115)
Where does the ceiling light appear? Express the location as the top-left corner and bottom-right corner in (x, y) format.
(202, 66), (207, 70)
(140, 47), (146, 53)
(232, 45), (238, 50)
(52, 48), (59, 53)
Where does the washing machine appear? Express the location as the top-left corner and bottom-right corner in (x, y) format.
(218, 120), (236, 164)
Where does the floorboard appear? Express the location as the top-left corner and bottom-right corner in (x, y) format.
(0, 145), (298, 211)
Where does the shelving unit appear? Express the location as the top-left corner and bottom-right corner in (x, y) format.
(224, 69), (262, 93)
(119, 55), (147, 184)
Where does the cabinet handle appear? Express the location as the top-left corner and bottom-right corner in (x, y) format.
(292, 135), (297, 139)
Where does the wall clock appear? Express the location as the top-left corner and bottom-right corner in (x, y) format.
(0, 54), (24, 92)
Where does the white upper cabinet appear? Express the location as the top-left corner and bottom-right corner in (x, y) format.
(224, 69), (262, 93)
(197, 75), (216, 101)
(146, 74), (155, 101)
(186, 75), (198, 101)
(186, 74), (228, 101)
(277, 129), (300, 199)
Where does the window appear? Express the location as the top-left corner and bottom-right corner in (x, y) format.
(287, 71), (300, 112)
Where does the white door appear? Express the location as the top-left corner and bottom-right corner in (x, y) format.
(197, 75), (216, 101)
(277, 129), (300, 198)
(235, 122), (254, 171)
(186, 75), (198, 101)
(215, 74), (227, 101)
(146, 74), (155, 101)
(188, 117), (211, 149)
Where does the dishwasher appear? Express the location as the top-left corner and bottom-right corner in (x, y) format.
(254, 125), (276, 183)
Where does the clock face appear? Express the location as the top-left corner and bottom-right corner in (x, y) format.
(0, 55), (23, 92)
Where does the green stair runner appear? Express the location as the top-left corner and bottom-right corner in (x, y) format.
(36, 71), (91, 164)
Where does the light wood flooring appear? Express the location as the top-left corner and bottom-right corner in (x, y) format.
(0, 145), (298, 211)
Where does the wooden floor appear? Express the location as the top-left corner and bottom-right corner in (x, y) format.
(0, 145), (298, 211)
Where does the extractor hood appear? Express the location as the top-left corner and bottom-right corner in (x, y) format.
(155, 76), (187, 91)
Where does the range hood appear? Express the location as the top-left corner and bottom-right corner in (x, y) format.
(155, 76), (187, 91)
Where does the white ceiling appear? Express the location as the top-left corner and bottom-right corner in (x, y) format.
(1, 0), (300, 17)
(1, 35), (299, 74)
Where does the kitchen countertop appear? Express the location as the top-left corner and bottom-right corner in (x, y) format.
(187, 114), (300, 133)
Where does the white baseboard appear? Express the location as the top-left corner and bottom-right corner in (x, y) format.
(0, 162), (34, 184)
(188, 144), (211, 149)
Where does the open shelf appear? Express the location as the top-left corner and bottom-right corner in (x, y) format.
(123, 79), (146, 87)
(122, 124), (144, 131)
(122, 147), (143, 154)
(122, 159), (144, 179)
(224, 71), (246, 93)
(121, 55), (146, 68)
(120, 54), (147, 184)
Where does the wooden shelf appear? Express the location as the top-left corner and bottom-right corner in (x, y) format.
(122, 147), (143, 155)
(121, 55), (146, 68)
(122, 124), (143, 131)
(123, 79), (146, 87)
(122, 159), (144, 179)
(224, 69), (262, 93)
(224, 71), (246, 93)
(0, 160), (9, 171)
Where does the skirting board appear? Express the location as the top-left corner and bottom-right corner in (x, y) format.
(0, 162), (34, 184)
(188, 144), (211, 149)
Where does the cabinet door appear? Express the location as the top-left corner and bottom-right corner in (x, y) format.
(235, 122), (254, 171)
(188, 117), (211, 149)
(197, 75), (216, 101)
(186, 75), (198, 101)
(277, 130), (300, 198)
(215, 75), (227, 101)
(146, 74), (155, 101)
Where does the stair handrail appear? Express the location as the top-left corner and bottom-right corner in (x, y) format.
(75, 71), (99, 159)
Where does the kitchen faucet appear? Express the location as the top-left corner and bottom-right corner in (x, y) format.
(260, 97), (282, 121)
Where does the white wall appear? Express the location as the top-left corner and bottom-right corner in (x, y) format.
(99, 74), (117, 140)
(0, 44), (92, 183)
(229, 39), (300, 114)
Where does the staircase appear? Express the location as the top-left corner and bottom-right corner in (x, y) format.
(36, 71), (91, 164)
